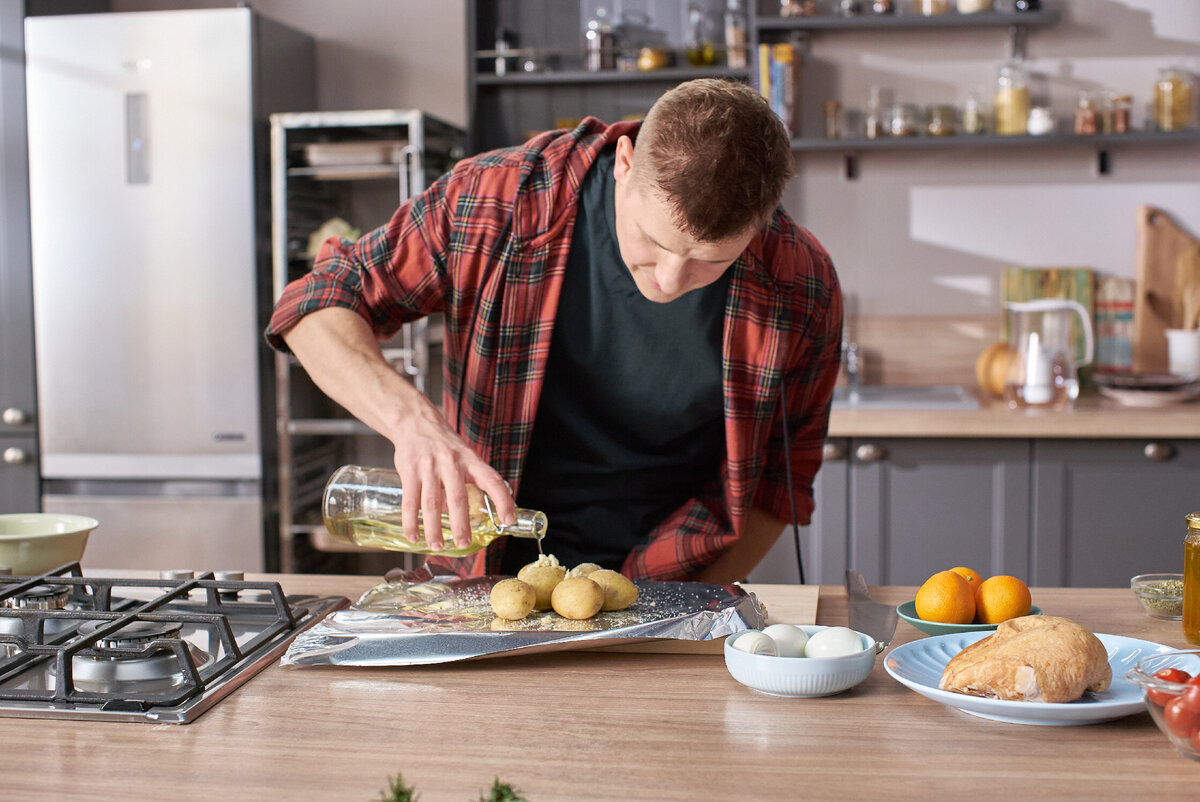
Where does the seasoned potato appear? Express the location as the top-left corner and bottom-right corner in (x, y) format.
(550, 576), (605, 620)
(517, 555), (566, 610)
(567, 562), (602, 577)
(587, 569), (639, 611)
(489, 578), (536, 620)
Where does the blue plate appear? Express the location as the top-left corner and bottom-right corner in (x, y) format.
(885, 631), (1171, 725)
(896, 601), (1043, 636)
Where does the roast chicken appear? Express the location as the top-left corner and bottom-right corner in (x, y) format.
(939, 615), (1111, 703)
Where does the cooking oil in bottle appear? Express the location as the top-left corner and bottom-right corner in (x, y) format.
(1183, 512), (1200, 645)
(322, 465), (547, 558)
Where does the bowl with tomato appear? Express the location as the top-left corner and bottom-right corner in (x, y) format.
(1126, 650), (1200, 761)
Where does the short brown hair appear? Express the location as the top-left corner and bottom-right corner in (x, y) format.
(634, 78), (794, 242)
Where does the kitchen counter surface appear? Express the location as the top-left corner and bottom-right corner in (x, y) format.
(829, 391), (1200, 439)
(5, 574), (1198, 800)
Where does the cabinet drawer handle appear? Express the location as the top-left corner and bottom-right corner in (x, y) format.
(822, 442), (846, 461)
(2, 447), (31, 465)
(1144, 442), (1175, 462)
(2, 408), (29, 426)
(855, 443), (886, 463)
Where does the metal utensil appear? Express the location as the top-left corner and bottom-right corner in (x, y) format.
(845, 570), (898, 654)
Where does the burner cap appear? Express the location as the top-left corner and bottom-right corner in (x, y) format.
(78, 619), (184, 650)
(2, 583), (71, 610)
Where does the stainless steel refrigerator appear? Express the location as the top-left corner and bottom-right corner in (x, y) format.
(24, 8), (314, 570)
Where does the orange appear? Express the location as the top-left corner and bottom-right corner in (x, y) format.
(949, 566), (983, 591)
(974, 342), (1011, 398)
(974, 575), (1032, 624)
(915, 570), (976, 624)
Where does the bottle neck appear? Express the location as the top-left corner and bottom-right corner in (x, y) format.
(502, 509), (548, 541)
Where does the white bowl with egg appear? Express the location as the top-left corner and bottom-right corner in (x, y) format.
(724, 625), (877, 698)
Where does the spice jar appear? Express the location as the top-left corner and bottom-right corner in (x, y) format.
(995, 62), (1031, 135)
(1027, 106), (1054, 135)
(887, 103), (922, 137)
(1183, 512), (1200, 645)
(926, 104), (958, 136)
(957, 0), (992, 12)
(823, 100), (843, 139)
(1154, 67), (1195, 132)
(961, 90), (985, 134)
(1110, 94), (1132, 133)
(919, 0), (951, 14)
(1073, 91), (1097, 135)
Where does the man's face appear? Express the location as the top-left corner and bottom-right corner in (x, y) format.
(612, 136), (755, 304)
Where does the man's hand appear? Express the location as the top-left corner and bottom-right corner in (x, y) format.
(282, 307), (515, 550)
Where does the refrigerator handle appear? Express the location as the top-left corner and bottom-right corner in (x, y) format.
(125, 92), (150, 184)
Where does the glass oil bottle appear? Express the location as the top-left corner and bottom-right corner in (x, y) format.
(322, 465), (547, 558)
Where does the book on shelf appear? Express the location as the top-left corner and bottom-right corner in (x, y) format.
(757, 41), (802, 137)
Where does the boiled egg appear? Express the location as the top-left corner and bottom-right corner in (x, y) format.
(762, 623), (810, 658)
(803, 627), (865, 658)
(731, 630), (778, 656)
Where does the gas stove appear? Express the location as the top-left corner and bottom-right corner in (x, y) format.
(0, 563), (348, 723)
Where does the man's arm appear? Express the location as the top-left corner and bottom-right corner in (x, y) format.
(281, 307), (515, 549)
(695, 506), (788, 584)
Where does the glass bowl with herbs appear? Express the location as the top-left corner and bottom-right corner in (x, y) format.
(1131, 573), (1185, 620)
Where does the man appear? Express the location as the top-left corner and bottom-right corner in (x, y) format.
(267, 78), (842, 583)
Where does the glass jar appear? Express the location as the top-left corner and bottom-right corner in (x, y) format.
(824, 100), (843, 139)
(957, 0), (992, 12)
(1027, 106), (1054, 135)
(1154, 67), (1195, 132)
(961, 90), (985, 134)
(926, 104), (958, 136)
(919, 0), (951, 14)
(887, 103), (922, 137)
(1073, 91), (1097, 135)
(1110, 93), (1132, 133)
(1183, 512), (1200, 645)
(995, 62), (1031, 135)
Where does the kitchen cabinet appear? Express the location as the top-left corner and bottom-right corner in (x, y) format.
(467, 0), (751, 153)
(0, 1), (39, 512)
(1032, 438), (1200, 588)
(750, 435), (1199, 588)
(269, 109), (465, 574)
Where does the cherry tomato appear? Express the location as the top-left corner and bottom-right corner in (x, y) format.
(1148, 667), (1192, 707)
(1164, 688), (1200, 738)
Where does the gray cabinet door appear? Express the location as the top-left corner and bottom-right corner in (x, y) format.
(0, 435), (39, 513)
(848, 438), (1033, 586)
(1032, 439), (1200, 587)
(748, 439), (849, 585)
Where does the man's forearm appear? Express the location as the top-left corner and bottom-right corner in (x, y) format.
(696, 507), (789, 584)
(280, 307), (440, 442)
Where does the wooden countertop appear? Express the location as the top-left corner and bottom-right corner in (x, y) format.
(5, 574), (1199, 800)
(828, 391), (1200, 439)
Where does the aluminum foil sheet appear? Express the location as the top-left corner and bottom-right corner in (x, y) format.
(281, 570), (764, 667)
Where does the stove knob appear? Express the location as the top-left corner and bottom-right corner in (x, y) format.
(3, 447), (31, 465)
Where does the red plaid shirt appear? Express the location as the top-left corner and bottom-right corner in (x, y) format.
(267, 118), (842, 580)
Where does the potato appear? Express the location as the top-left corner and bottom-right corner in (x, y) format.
(587, 569), (639, 612)
(567, 562), (602, 577)
(550, 577), (605, 620)
(489, 578), (536, 620)
(517, 555), (566, 610)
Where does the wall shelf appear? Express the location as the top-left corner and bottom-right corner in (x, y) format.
(756, 9), (1060, 33)
(474, 66), (751, 87)
(793, 129), (1200, 178)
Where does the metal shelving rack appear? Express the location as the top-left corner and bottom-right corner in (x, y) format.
(269, 109), (465, 573)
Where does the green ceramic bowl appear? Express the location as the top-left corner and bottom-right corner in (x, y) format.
(896, 600), (1043, 636)
(0, 513), (98, 575)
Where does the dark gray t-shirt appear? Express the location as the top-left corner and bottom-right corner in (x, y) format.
(504, 146), (729, 573)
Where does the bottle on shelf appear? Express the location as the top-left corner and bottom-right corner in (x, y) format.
(1073, 91), (1097, 135)
(322, 464), (548, 558)
(961, 88), (985, 134)
(1183, 511), (1200, 645)
(724, 0), (748, 69)
(686, 4), (717, 67)
(995, 62), (1031, 135)
(584, 7), (617, 72)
